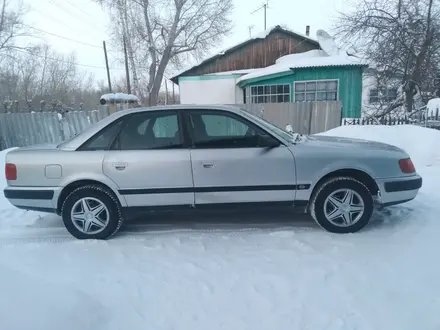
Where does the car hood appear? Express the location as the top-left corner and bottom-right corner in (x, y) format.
(305, 134), (404, 152)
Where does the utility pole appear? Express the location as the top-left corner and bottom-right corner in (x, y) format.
(102, 41), (112, 93)
(263, 3), (267, 30)
(251, 1), (269, 30)
(248, 25), (254, 38)
(123, 35), (131, 94)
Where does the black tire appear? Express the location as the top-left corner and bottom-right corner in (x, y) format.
(309, 177), (373, 233)
(61, 184), (124, 239)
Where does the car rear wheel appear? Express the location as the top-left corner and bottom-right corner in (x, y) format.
(310, 177), (374, 233)
(61, 185), (124, 239)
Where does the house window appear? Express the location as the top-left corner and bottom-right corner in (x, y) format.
(294, 80), (338, 102)
(369, 88), (398, 104)
(248, 84), (290, 103)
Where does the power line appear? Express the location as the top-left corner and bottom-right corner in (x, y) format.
(48, 0), (107, 34)
(23, 25), (102, 49)
(63, 0), (101, 23)
(31, 8), (104, 41)
(13, 48), (125, 70)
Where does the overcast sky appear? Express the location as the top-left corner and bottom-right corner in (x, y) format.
(21, 0), (347, 85)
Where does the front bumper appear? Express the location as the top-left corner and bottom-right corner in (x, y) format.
(4, 187), (61, 213)
(376, 175), (422, 207)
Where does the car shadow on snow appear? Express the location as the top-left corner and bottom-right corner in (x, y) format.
(123, 209), (319, 233)
(122, 205), (416, 235)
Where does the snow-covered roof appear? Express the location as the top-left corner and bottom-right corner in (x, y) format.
(427, 98), (440, 116)
(100, 93), (139, 104)
(170, 25), (319, 83)
(237, 50), (368, 84)
(204, 69), (259, 76)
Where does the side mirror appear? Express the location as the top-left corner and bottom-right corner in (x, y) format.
(258, 133), (280, 149)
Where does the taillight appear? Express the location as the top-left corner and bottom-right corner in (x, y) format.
(5, 163), (17, 180)
(399, 158), (415, 174)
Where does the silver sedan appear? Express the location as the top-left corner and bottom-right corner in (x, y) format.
(4, 105), (422, 239)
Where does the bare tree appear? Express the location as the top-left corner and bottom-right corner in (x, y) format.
(98, 0), (233, 105)
(0, 44), (100, 110)
(0, 0), (28, 57)
(334, 0), (440, 116)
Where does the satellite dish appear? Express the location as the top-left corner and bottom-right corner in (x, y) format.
(316, 29), (340, 56)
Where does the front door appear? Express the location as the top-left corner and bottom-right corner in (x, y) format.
(102, 111), (194, 207)
(185, 110), (296, 205)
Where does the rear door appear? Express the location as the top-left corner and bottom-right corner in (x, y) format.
(102, 110), (194, 207)
(185, 109), (297, 206)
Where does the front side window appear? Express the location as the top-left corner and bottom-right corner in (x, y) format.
(188, 112), (277, 149)
(248, 84), (290, 103)
(294, 80), (338, 102)
(115, 112), (181, 150)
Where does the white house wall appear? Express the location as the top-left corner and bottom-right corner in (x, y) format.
(178, 76), (241, 104)
(361, 71), (401, 117)
(361, 73), (377, 116)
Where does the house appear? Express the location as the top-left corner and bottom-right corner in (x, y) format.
(171, 25), (320, 104)
(171, 26), (368, 118)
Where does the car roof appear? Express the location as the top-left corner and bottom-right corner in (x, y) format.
(114, 104), (243, 117)
(58, 104), (246, 150)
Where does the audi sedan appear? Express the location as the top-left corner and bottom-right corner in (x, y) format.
(3, 105), (422, 239)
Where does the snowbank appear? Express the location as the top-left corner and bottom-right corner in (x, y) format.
(319, 124), (440, 168)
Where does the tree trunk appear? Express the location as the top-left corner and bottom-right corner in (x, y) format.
(405, 89), (414, 112)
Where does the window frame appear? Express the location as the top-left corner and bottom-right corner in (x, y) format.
(247, 84), (291, 104)
(76, 118), (125, 151)
(368, 87), (398, 104)
(293, 79), (339, 102)
(77, 110), (189, 151)
(181, 109), (284, 150)
(111, 110), (187, 151)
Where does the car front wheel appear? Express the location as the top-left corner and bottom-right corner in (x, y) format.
(61, 185), (124, 239)
(310, 177), (374, 233)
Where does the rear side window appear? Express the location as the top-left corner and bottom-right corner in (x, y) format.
(78, 119), (124, 151)
(114, 111), (182, 150)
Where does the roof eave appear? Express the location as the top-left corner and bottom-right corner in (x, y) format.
(237, 63), (368, 86)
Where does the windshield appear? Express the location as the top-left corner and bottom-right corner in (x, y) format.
(239, 108), (296, 142)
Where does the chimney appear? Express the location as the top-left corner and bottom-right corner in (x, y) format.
(305, 25), (310, 36)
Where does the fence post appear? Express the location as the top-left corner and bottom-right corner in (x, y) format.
(339, 105), (344, 126)
(40, 100), (46, 112)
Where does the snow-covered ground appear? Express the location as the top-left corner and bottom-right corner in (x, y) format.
(1, 125), (440, 330)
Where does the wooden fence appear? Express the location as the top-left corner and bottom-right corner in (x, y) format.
(237, 101), (342, 135)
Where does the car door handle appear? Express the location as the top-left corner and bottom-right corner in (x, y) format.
(113, 162), (127, 171)
(201, 162), (214, 168)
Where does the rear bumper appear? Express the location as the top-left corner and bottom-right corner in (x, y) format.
(4, 187), (60, 214)
(376, 175), (422, 207)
